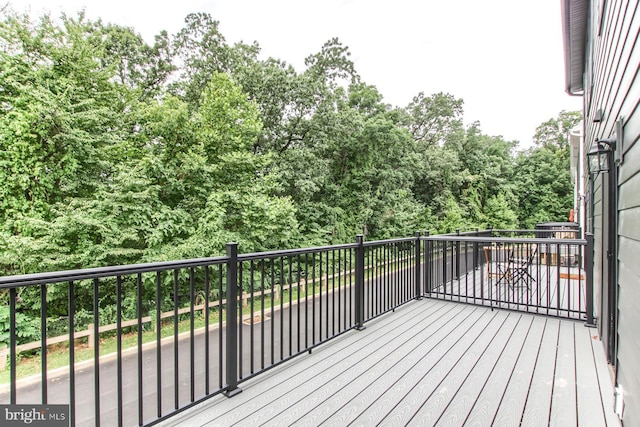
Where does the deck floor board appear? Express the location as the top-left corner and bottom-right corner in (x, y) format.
(161, 299), (620, 427)
(373, 309), (504, 426)
(520, 318), (560, 427)
(461, 314), (537, 426)
(575, 325), (608, 427)
(433, 313), (527, 427)
(407, 312), (518, 426)
(297, 304), (472, 426)
(549, 320), (578, 426)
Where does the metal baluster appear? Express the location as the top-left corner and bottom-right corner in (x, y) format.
(238, 265), (243, 378)
(93, 278), (101, 426)
(40, 284), (48, 404)
(224, 243), (241, 397)
(9, 287), (16, 404)
(116, 277), (123, 427)
(189, 268), (195, 402)
(173, 270), (179, 409)
(204, 266), (210, 395)
(138, 273), (144, 425)
(260, 261), (265, 369)
(68, 281), (76, 427)
(156, 272), (162, 417)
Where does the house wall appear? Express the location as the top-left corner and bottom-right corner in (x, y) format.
(583, 0), (640, 423)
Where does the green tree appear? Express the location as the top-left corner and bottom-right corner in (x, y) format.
(533, 110), (582, 149)
(171, 12), (260, 108)
(0, 12), (126, 224)
(101, 23), (175, 100)
(401, 92), (464, 146)
(515, 111), (581, 228)
(484, 192), (519, 229)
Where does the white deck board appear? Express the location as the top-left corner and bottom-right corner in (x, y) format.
(160, 299), (620, 427)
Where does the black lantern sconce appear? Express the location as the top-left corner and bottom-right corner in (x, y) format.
(587, 137), (616, 175)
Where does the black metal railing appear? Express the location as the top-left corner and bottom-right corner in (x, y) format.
(0, 230), (593, 426)
(0, 257), (231, 427)
(422, 232), (593, 321)
(0, 235), (421, 426)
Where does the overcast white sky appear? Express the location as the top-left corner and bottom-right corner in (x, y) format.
(14, 0), (581, 147)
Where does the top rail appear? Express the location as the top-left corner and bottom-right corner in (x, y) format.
(238, 243), (357, 261)
(0, 244), (358, 288)
(0, 256), (229, 288)
(0, 229), (584, 289)
(422, 235), (586, 245)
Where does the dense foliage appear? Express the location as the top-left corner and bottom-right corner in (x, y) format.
(0, 10), (580, 344)
(0, 10), (581, 274)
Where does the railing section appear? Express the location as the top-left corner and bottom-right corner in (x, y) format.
(422, 232), (593, 320)
(0, 258), (230, 427)
(0, 236), (420, 426)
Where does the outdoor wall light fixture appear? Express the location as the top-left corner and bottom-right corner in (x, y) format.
(587, 137), (616, 175)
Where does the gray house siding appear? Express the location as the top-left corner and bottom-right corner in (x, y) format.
(581, 0), (640, 423)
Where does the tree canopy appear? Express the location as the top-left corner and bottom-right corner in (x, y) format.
(0, 9), (581, 276)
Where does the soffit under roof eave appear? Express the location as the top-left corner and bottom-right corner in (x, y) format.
(561, 0), (589, 96)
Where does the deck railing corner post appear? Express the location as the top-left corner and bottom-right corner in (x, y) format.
(224, 242), (243, 397)
(354, 235), (366, 330)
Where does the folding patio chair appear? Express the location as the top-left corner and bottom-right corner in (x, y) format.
(506, 244), (538, 289)
(485, 244), (514, 287)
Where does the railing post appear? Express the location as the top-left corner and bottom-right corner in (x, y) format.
(585, 233), (596, 327)
(474, 228), (479, 270)
(415, 231), (422, 300)
(355, 235), (366, 330)
(224, 242), (242, 397)
(424, 231), (431, 295)
(455, 230), (461, 279)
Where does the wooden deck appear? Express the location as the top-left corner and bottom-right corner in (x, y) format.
(161, 298), (619, 427)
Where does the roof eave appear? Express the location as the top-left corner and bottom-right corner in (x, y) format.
(561, 0), (589, 96)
